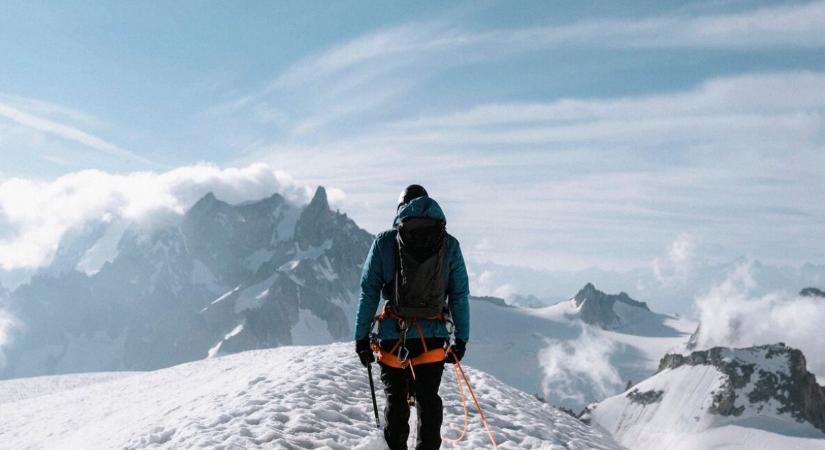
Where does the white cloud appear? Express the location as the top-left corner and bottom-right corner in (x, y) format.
(270, 1), (825, 89)
(693, 261), (825, 377)
(0, 98), (158, 167)
(469, 268), (517, 300)
(0, 163), (322, 270)
(539, 325), (625, 405)
(390, 71), (825, 147)
(653, 233), (697, 285)
(248, 68), (824, 269)
(0, 307), (17, 370)
(0, 94), (104, 129)
(217, 2), (825, 142)
(209, 2), (825, 273)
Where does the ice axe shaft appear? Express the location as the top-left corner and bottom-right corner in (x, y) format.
(367, 363), (380, 429)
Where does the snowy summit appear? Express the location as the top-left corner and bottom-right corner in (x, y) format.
(0, 342), (622, 450)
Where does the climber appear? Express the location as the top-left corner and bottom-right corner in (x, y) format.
(353, 184), (470, 450)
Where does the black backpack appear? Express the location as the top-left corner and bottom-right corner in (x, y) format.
(382, 216), (448, 319)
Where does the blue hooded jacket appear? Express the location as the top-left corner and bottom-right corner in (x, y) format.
(353, 197), (470, 343)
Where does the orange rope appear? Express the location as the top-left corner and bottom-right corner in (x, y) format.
(449, 349), (499, 450)
(442, 363), (469, 444)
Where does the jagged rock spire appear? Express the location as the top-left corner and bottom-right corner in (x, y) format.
(294, 186), (334, 248)
(307, 186), (329, 212)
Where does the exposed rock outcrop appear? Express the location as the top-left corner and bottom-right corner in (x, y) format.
(659, 343), (825, 432)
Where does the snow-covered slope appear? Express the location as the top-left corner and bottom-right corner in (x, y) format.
(0, 343), (623, 450)
(467, 286), (695, 410)
(587, 343), (825, 450)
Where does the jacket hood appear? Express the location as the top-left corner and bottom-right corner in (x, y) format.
(393, 196), (446, 226)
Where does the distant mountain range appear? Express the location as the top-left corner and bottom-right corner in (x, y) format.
(471, 259), (825, 316)
(2, 190), (696, 412)
(1, 187), (372, 378)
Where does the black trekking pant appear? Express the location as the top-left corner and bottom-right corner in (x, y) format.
(378, 338), (446, 450)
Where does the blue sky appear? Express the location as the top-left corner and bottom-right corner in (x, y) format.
(1, 0), (824, 272)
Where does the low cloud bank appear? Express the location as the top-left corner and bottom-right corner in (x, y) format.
(0, 163), (339, 270)
(692, 262), (825, 377)
(539, 325), (624, 406)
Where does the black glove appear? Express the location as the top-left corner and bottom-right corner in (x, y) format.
(355, 338), (374, 367)
(448, 339), (466, 364)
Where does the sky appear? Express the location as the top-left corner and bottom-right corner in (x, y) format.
(1, 0), (824, 274)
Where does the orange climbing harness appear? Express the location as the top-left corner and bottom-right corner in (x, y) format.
(369, 305), (499, 449)
(370, 305), (447, 378)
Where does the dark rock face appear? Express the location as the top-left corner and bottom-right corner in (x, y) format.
(626, 389), (664, 405)
(800, 287), (825, 298)
(573, 283), (651, 329)
(659, 344), (825, 432)
(2, 187), (374, 378)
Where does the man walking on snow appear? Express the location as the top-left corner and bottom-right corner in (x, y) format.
(354, 185), (470, 450)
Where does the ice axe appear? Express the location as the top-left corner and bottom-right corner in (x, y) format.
(367, 362), (380, 429)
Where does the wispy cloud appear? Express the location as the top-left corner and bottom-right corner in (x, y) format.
(0, 97), (160, 168)
(268, 1), (825, 89)
(198, 2), (825, 271)
(391, 71), (825, 135)
(213, 2), (825, 140)
(231, 69), (825, 270)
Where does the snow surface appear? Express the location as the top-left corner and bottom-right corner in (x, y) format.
(0, 371), (139, 404)
(0, 342), (622, 450)
(590, 361), (825, 450)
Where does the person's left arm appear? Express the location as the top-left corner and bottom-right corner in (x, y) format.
(446, 238), (470, 344)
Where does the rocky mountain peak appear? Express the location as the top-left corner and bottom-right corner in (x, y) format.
(191, 191), (219, 208)
(800, 287), (825, 298)
(186, 192), (231, 220)
(572, 283), (651, 329)
(294, 186), (337, 248)
(307, 186), (330, 213)
(659, 344), (825, 432)
(574, 283), (598, 304)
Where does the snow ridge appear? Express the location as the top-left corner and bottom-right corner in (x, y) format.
(0, 343), (622, 450)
